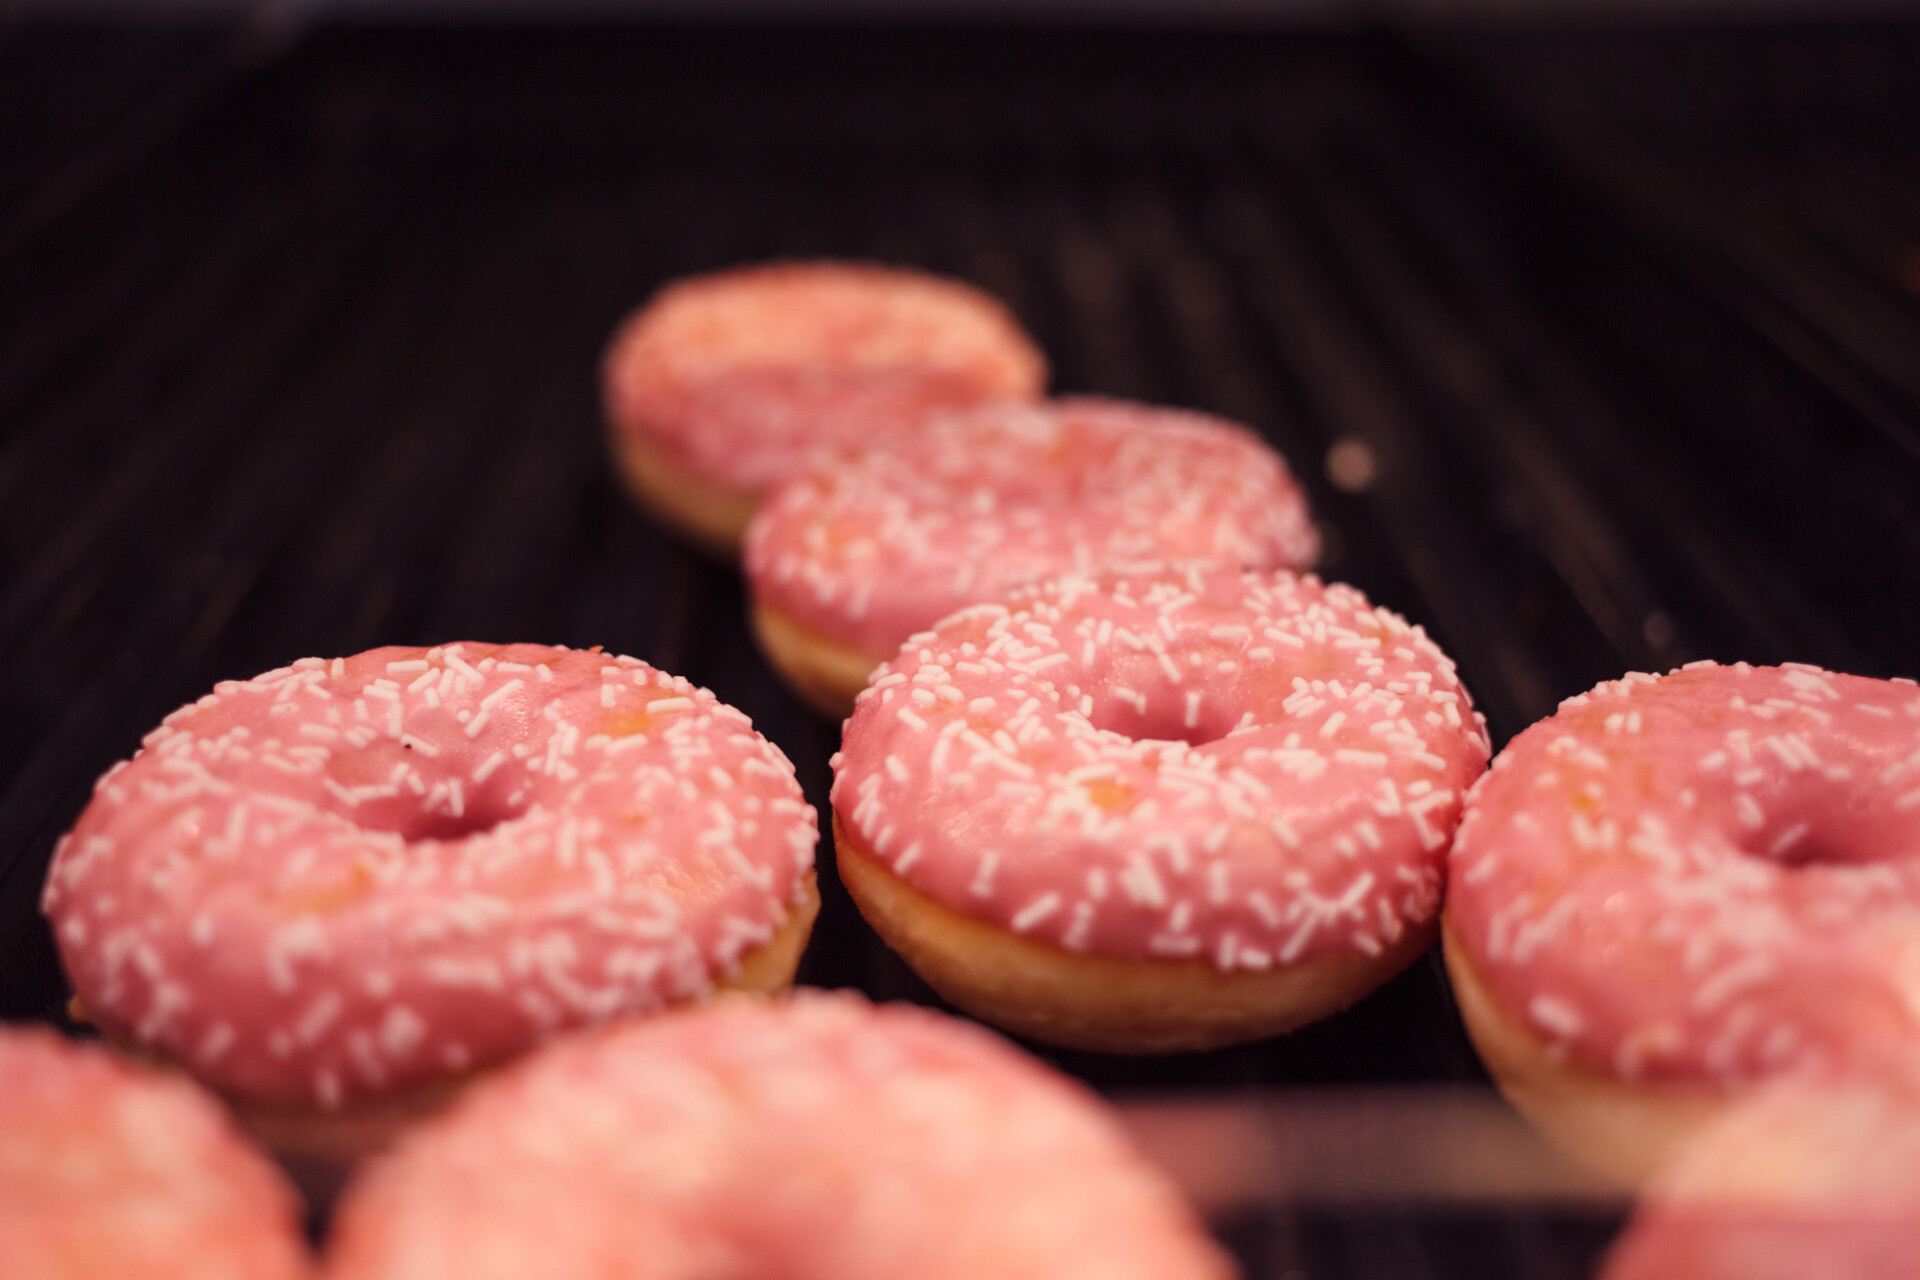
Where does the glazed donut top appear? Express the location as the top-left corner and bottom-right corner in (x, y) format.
(746, 396), (1320, 658)
(831, 565), (1490, 968)
(1448, 662), (1920, 1088)
(42, 644), (817, 1110)
(603, 261), (1046, 493)
(0, 1026), (311, 1280)
(325, 991), (1230, 1280)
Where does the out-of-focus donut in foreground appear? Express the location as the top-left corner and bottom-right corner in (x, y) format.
(746, 396), (1319, 717)
(323, 991), (1233, 1280)
(602, 260), (1046, 556)
(0, 1024), (313, 1280)
(1444, 661), (1920, 1185)
(42, 643), (819, 1162)
(1602, 1082), (1920, 1280)
(831, 563), (1490, 1053)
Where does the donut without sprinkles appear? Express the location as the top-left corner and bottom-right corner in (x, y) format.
(42, 643), (819, 1157)
(746, 397), (1320, 717)
(1444, 661), (1920, 1184)
(830, 564), (1490, 1052)
(325, 991), (1232, 1280)
(603, 261), (1046, 554)
(0, 1026), (313, 1280)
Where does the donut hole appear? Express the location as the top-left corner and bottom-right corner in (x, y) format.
(1081, 678), (1243, 748)
(324, 752), (533, 844)
(1747, 827), (1868, 869)
(378, 792), (529, 844)
(1734, 784), (1895, 869)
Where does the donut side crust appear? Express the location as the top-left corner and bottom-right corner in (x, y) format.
(607, 422), (761, 558)
(114, 872), (821, 1169)
(751, 600), (886, 720)
(1441, 912), (1724, 1190)
(837, 816), (1433, 1054)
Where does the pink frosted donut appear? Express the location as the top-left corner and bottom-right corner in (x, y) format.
(830, 564), (1490, 1053)
(1443, 662), (1920, 1185)
(1602, 1082), (1920, 1280)
(746, 396), (1320, 716)
(41, 643), (819, 1158)
(0, 1025), (312, 1280)
(602, 261), (1046, 555)
(325, 991), (1231, 1280)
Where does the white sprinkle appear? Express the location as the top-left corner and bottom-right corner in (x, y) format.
(380, 1006), (427, 1059)
(1528, 995), (1585, 1040)
(1011, 893), (1062, 933)
(197, 1023), (235, 1065)
(1767, 823), (1809, 859)
(296, 991), (344, 1044)
(1694, 954), (1776, 1012)
(970, 852), (1001, 898)
(1119, 854), (1168, 908)
(1334, 749), (1389, 769)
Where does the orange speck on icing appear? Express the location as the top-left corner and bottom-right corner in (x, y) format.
(1083, 778), (1138, 813)
(277, 862), (375, 917)
(602, 708), (655, 739)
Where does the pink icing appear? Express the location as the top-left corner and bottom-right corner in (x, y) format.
(1602, 1083), (1920, 1280)
(42, 643), (817, 1110)
(830, 565), (1490, 969)
(746, 397), (1320, 659)
(1447, 662), (1920, 1089)
(603, 261), (1046, 493)
(0, 1026), (312, 1280)
(326, 991), (1229, 1280)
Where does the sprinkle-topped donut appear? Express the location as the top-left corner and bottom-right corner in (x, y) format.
(42, 643), (819, 1149)
(746, 396), (1319, 716)
(1601, 1081), (1920, 1280)
(830, 564), (1490, 1052)
(0, 1025), (312, 1280)
(325, 991), (1232, 1280)
(1444, 661), (1920, 1183)
(603, 261), (1046, 554)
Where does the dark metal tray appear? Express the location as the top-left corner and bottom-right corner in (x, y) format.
(5, 19), (1918, 1276)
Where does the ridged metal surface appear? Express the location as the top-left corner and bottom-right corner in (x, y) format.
(4, 21), (1916, 1276)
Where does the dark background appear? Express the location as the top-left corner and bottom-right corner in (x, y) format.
(5, 14), (1919, 1276)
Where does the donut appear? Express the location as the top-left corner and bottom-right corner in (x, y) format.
(1601, 1082), (1920, 1280)
(746, 396), (1319, 717)
(829, 563), (1491, 1053)
(1443, 661), (1920, 1186)
(0, 1025), (312, 1280)
(602, 260), (1047, 555)
(324, 990), (1232, 1280)
(41, 642), (819, 1161)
